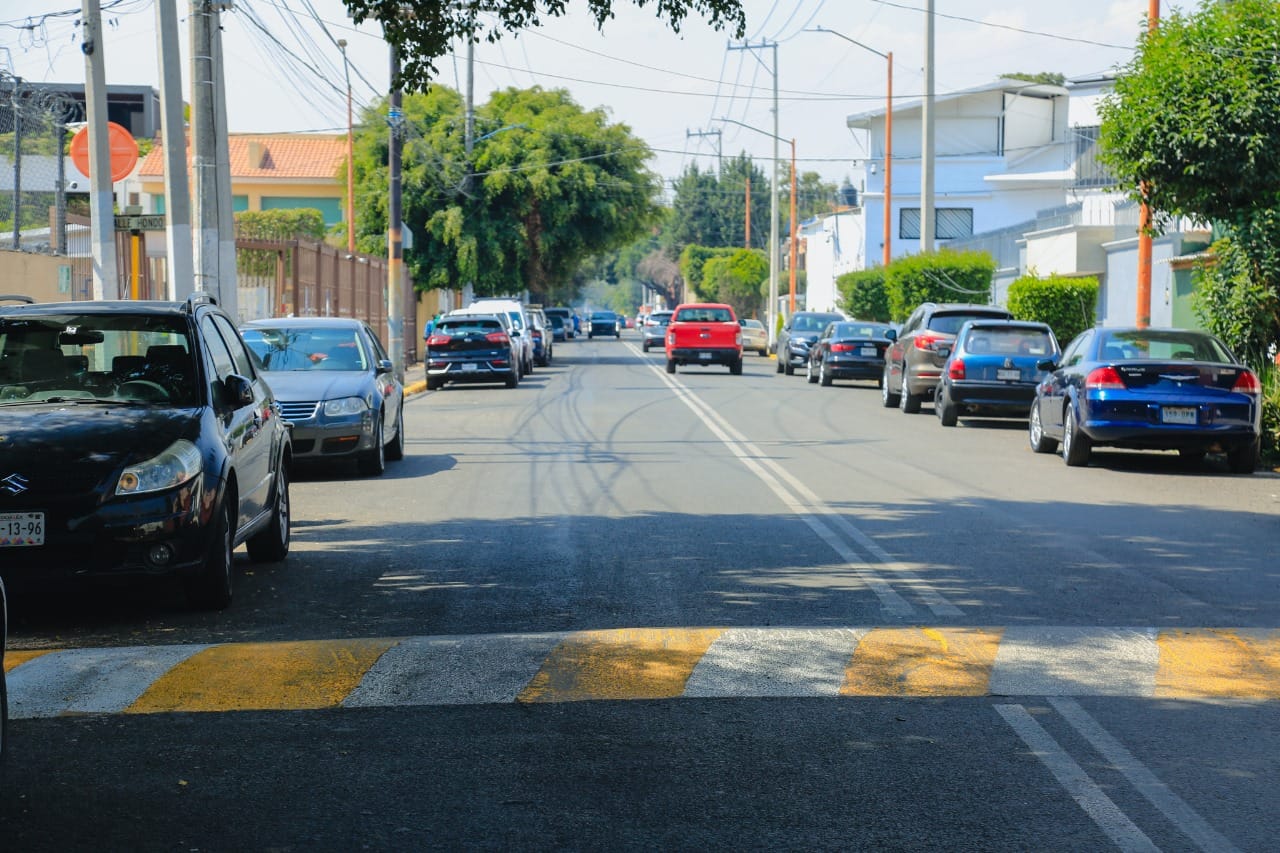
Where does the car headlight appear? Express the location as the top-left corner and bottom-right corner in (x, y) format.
(324, 396), (369, 416)
(116, 439), (203, 496)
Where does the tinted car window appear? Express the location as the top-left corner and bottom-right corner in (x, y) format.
(964, 327), (1055, 356)
(834, 322), (890, 338)
(241, 326), (367, 371)
(200, 315), (238, 381)
(1100, 330), (1234, 363)
(210, 314), (255, 378)
(928, 312), (1006, 335)
(1061, 331), (1091, 367)
(438, 318), (503, 334)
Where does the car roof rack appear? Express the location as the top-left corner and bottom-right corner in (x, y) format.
(185, 291), (218, 313)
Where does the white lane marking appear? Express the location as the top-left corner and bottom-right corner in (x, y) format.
(990, 628), (1159, 696)
(1049, 698), (1242, 853)
(7, 645), (211, 718)
(684, 627), (867, 697)
(996, 704), (1160, 853)
(633, 344), (960, 617)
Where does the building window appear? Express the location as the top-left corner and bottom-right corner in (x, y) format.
(899, 208), (974, 240)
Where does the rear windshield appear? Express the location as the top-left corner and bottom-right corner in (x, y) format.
(1098, 330), (1234, 363)
(927, 311), (1007, 335)
(438, 318), (503, 334)
(676, 307), (733, 322)
(242, 326), (368, 371)
(963, 327), (1055, 356)
(833, 322), (889, 339)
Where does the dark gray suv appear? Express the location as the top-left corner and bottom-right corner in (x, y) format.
(775, 311), (846, 376)
(881, 302), (1013, 413)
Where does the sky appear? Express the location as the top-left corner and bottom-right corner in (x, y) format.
(2, 0), (1197, 192)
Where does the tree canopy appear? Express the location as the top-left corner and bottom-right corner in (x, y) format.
(666, 154), (770, 253)
(340, 1), (746, 92)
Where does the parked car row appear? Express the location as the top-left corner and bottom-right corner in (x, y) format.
(781, 301), (1264, 474)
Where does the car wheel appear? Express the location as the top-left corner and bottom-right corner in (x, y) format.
(247, 464), (290, 563)
(1028, 402), (1058, 454)
(1226, 438), (1259, 474)
(666, 358), (676, 374)
(784, 358), (795, 376)
(358, 416), (386, 476)
(642, 342), (649, 352)
(775, 355), (784, 374)
(505, 371), (518, 388)
(385, 406), (405, 461)
(820, 361), (833, 387)
(425, 375), (442, 391)
(806, 359), (818, 383)
(1062, 404), (1091, 467)
(730, 358), (743, 376)
(881, 364), (900, 408)
(899, 374), (921, 414)
(936, 387), (958, 426)
(186, 497), (234, 611)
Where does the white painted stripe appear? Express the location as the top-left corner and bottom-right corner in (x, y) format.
(684, 628), (868, 698)
(990, 628), (1159, 696)
(342, 633), (566, 707)
(8, 645), (211, 719)
(996, 704), (1159, 853)
(1049, 698), (1242, 853)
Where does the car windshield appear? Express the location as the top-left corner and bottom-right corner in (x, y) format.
(242, 326), (368, 371)
(964, 327), (1054, 356)
(0, 312), (199, 406)
(1098, 330), (1234, 363)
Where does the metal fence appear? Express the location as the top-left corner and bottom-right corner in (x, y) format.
(1, 72), (79, 255)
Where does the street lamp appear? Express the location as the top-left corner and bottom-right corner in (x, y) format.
(338, 39), (355, 254)
(805, 27), (893, 268)
(718, 117), (799, 319)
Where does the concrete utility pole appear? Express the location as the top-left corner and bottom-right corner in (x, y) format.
(387, 48), (405, 377)
(1136, 0), (1159, 329)
(920, 0), (936, 253)
(212, 16), (236, 319)
(339, 39), (355, 254)
(191, 1), (219, 302)
(81, 0), (118, 299)
(156, 0), (192, 299)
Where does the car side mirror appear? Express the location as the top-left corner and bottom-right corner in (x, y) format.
(376, 359), (393, 375)
(223, 373), (255, 409)
(885, 329), (898, 342)
(1036, 358), (1058, 371)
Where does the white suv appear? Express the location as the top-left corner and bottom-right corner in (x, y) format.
(461, 298), (535, 376)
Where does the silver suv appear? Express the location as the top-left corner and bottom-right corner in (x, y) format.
(881, 302), (1013, 413)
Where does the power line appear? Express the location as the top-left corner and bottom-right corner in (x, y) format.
(868, 0), (1132, 50)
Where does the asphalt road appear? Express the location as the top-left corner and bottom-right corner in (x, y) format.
(4, 332), (1279, 851)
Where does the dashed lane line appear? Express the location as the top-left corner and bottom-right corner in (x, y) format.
(5, 627), (1280, 718)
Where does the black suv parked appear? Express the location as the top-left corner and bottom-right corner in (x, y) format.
(882, 301), (1013, 413)
(0, 293), (291, 610)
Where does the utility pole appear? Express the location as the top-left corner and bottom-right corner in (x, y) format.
(156, 0), (192, 299)
(745, 176), (751, 249)
(339, 39), (355, 254)
(212, 13), (236, 318)
(1136, 0), (1159, 328)
(191, 1), (218, 302)
(387, 48), (405, 377)
(81, 0), (117, 299)
(787, 138), (797, 314)
(920, 0), (936, 252)
(10, 77), (21, 251)
(686, 127), (723, 172)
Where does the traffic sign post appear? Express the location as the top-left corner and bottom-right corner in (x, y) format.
(70, 121), (139, 183)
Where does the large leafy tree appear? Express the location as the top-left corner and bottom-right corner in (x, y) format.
(353, 85), (663, 303)
(341, 1), (746, 92)
(1098, 0), (1280, 348)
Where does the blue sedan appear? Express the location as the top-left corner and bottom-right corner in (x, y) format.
(935, 320), (1059, 426)
(1028, 327), (1262, 472)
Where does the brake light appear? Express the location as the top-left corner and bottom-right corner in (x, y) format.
(426, 333), (451, 347)
(915, 332), (944, 351)
(1232, 370), (1261, 395)
(532, 330), (543, 341)
(1086, 366), (1126, 390)
(830, 343), (854, 353)
(948, 358), (965, 380)
(485, 332), (510, 345)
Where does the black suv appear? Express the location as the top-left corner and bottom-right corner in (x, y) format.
(0, 294), (291, 610)
(882, 301), (1014, 413)
(776, 311), (846, 375)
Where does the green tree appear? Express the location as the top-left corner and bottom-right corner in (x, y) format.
(1098, 0), (1280, 350)
(342, 1), (746, 93)
(679, 244), (736, 301)
(1006, 274), (1099, 346)
(666, 153), (771, 253)
(703, 248), (767, 317)
(780, 170), (839, 230)
(1193, 238), (1280, 365)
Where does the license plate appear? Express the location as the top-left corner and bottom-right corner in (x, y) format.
(861, 346), (877, 357)
(1, 511), (45, 547)
(997, 368), (1021, 381)
(1161, 406), (1197, 425)
(699, 352), (712, 359)
(461, 363), (478, 372)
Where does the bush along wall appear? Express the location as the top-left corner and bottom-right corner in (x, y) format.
(884, 249), (996, 321)
(836, 268), (890, 322)
(1006, 273), (1100, 347)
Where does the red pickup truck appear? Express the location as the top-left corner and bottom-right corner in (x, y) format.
(664, 302), (743, 375)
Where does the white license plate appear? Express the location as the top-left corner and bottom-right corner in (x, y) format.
(997, 368), (1021, 381)
(1161, 406), (1197, 425)
(699, 352), (712, 359)
(461, 363), (478, 372)
(0, 511), (45, 547)
(861, 346), (878, 357)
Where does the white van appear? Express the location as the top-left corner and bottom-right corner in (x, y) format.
(459, 298), (534, 376)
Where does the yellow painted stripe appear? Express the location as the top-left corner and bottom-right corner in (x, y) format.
(126, 638), (398, 713)
(840, 627), (1003, 696)
(1155, 629), (1280, 699)
(4, 649), (53, 672)
(518, 628), (725, 703)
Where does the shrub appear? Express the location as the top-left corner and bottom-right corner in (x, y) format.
(1006, 274), (1100, 346)
(885, 249), (995, 321)
(678, 244), (736, 302)
(1260, 364), (1280, 468)
(836, 268), (889, 321)
(1192, 237), (1280, 367)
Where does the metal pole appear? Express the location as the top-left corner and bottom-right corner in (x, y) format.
(788, 138), (797, 314)
(920, 0), (936, 252)
(157, 0), (192, 298)
(1136, 0), (1159, 328)
(11, 81), (20, 250)
(82, 0), (118, 299)
(387, 48), (404, 377)
(212, 14), (237, 319)
(55, 114), (66, 254)
(884, 52), (893, 267)
(340, 39), (355, 254)
(191, 0), (218, 300)
(745, 176), (751, 249)
(770, 42), (780, 336)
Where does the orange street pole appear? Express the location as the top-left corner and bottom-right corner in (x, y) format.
(339, 39), (356, 254)
(788, 138), (798, 314)
(130, 231), (141, 299)
(883, 51), (893, 268)
(1136, 1), (1159, 328)
(745, 176), (751, 249)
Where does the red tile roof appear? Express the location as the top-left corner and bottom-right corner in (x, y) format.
(138, 133), (346, 181)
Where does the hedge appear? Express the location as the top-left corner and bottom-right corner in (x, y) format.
(1006, 274), (1099, 346)
(885, 249), (996, 321)
(836, 268), (889, 322)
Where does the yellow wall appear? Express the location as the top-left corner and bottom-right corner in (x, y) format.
(138, 180), (343, 210)
(0, 251), (87, 302)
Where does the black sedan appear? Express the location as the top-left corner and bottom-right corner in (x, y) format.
(1028, 327), (1262, 472)
(241, 317), (405, 477)
(588, 311), (620, 339)
(422, 313), (520, 391)
(806, 321), (893, 387)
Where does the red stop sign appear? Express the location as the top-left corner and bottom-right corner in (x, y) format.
(69, 122), (139, 183)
